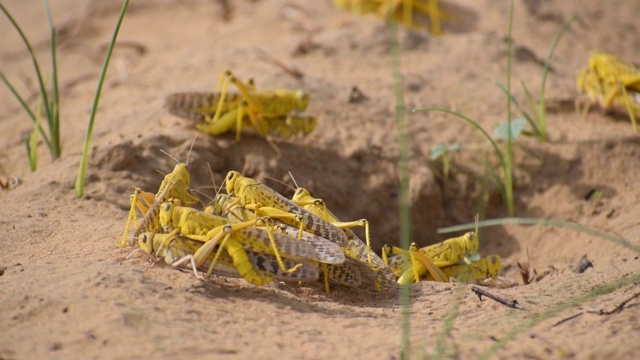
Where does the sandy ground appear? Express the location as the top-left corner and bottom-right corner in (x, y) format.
(1, 0), (640, 359)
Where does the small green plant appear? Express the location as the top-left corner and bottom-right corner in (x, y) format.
(430, 143), (462, 181)
(0, 0), (60, 171)
(75, 0), (130, 197)
(494, 15), (577, 142)
(414, 0), (517, 216)
(413, 107), (515, 215)
(0, 0), (130, 186)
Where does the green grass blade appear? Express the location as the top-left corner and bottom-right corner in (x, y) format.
(483, 152), (505, 202)
(0, 71), (36, 121)
(75, 0), (130, 197)
(0, 2), (55, 158)
(504, 0), (514, 216)
(494, 80), (540, 136)
(521, 80), (539, 122)
(387, 18), (412, 360)
(43, 0), (60, 158)
(438, 217), (640, 254)
(0, 70), (53, 150)
(537, 14), (577, 141)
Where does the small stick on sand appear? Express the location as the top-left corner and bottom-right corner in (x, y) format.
(587, 291), (640, 315)
(551, 312), (583, 328)
(471, 286), (525, 310)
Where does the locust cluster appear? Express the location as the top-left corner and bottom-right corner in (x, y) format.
(120, 163), (500, 290)
(121, 165), (398, 292)
(382, 226), (502, 285)
(577, 51), (640, 132)
(164, 70), (317, 154)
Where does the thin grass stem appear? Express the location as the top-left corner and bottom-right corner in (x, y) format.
(537, 15), (577, 140)
(75, 0), (130, 197)
(438, 217), (640, 254)
(504, 0), (514, 216)
(0, 2), (56, 159)
(43, 0), (60, 157)
(387, 18), (412, 360)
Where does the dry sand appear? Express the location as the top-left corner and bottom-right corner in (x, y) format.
(1, 0), (639, 359)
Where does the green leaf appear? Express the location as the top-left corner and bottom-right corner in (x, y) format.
(430, 143), (462, 160)
(494, 117), (527, 140)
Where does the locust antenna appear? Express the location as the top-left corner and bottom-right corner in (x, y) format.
(474, 213), (479, 235)
(288, 171), (300, 189)
(263, 174), (295, 192)
(207, 162), (225, 196)
(160, 149), (180, 165)
(186, 134), (198, 166)
(126, 248), (141, 260)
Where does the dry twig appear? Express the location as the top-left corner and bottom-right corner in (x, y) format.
(471, 286), (525, 310)
(587, 291), (640, 315)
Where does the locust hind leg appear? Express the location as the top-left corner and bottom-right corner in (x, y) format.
(120, 188), (152, 248)
(396, 243), (448, 284)
(197, 108), (242, 136)
(224, 236), (273, 286)
(171, 254), (205, 280)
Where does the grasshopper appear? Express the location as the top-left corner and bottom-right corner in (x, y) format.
(577, 51), (640, 132)
(205, 194), (346, 266)
(386, 245), (500, 284)
(137, 232), (319, 284)
(165, 70), (314, 141)
(224, 171), (349, 247)
(156, 203), (281, 285)
(291, 187), (397, 292)
(417, 255), (501, 285)
(119, 162), (200, 248)
(334, 0), (445, 35)
(165, 92), (317, 139)
(383, 230), (480, 285)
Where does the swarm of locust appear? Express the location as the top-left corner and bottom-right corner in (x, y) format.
(577, 50), (640, 132)
(120, 163), (398, 292)
(164, 70), (317, 154)
(120, 162), (500, 291)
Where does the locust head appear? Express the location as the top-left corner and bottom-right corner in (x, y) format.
(225, 171), (243, 195)
(138, 233), (155, 255)
(301, 116), (317, 136)
(292, 188), (313, 202)
(294, 90), (311, 111)
(159, 202), (176, 233)
(486, 255), (502, 278)
(462, 232), (480, 255)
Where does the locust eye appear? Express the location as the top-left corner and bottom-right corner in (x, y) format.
(227, 172), (234, 181)
(295, 188), (303, 195)
(140, 234), (148, 244)
(163, 203), (171, 211)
